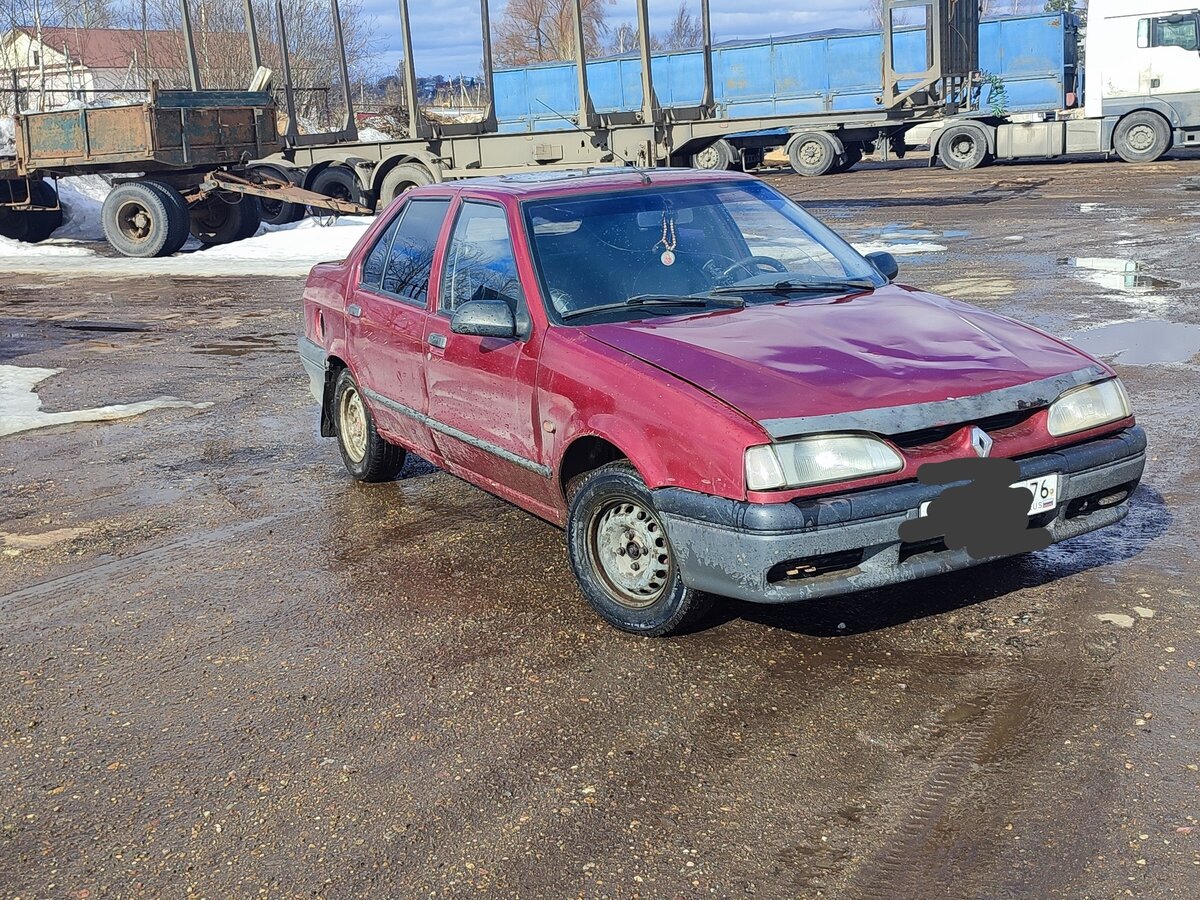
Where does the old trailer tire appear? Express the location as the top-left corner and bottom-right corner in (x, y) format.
(101, 182), (189, 258)
(190, 194), (262, 245)
(692, 139), (737, 171)
(938, 124), (990, 171)
(378, 163), (434, 209)
(250, 165), (305, 225)
(566, 462), (713, 636)
(787, 132), (840, 177)
(0, 180), (64, 243)
(310, 165), (366, 209)
(140, 181), (191, 255)
(333, 368), (406, 482)
(1113, 111), (1172, 163)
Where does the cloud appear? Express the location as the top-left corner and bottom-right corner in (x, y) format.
(359, 0), (880, 76)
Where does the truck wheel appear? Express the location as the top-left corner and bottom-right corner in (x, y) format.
(1113, 111), (1172, 163)
(566, 462), (714, 636)
(691, 139), (737, 171)
(333, 368), (406, 482)
(938, 124), (991, 171)
(787, 132), (840, 177)
(140, 181), (191, 255)
(833, 146), (863, 173)
(310, 165), (366, 209)
(251, 165), (305, 225)
(190, 194), (262, 245)
(0, 180), (65, 243)
(378, 163), (434, 209)
(101, 181), (190, 258)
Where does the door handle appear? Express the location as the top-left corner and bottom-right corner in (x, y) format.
(428, 333), (447, 349)
(347, 304), (362, 318)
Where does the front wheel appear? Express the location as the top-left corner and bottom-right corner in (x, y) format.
(938, 124), (991, 171)
(566, 462), (712, 636)
(332, 368), (406, 482)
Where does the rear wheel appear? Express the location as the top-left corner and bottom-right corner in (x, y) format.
(333, 368), (406, 482)
(189, 194), (262, 245)
(787, 132), (840, 177)
(1113, 111), (1172, 163)
(101, 181), (189, 258)
(251, 165), (305, 225)
(378, 163), (434, 209)
(938, 124), (991, 171)
(566, 462), (713, 636)
(832, 146), (863, 173)
(310, 165), (366, 210)
(691, 138), (737, 171)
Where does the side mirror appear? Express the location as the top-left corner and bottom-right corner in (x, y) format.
(866, 250), (899, 282)
(450, 299), (517, 339)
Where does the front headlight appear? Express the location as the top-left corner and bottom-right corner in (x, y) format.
(1047, 379), (1131, 437)
(745, 434), (903, 491)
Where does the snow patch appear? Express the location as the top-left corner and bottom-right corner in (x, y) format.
(0, 215), (374, 277)
(0, 365), (211, 438)
(0, 116), (13, 156)
(851, 240), (947, 255)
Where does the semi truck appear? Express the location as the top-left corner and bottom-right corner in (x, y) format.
(927, 0), (1200, 169)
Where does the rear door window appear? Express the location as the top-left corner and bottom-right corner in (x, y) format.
(379, 198), (451, 306)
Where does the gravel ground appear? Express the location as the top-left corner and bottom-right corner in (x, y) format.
(1, 156), (1197, 898)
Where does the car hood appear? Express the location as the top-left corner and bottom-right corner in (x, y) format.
(579, 285), (1104, 433)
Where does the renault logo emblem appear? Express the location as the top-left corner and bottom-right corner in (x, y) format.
(969, 426), (994, 458)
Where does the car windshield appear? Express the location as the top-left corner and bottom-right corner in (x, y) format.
(522, 179), (884, 323)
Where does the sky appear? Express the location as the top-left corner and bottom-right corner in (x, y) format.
(363, 1), (933, 79)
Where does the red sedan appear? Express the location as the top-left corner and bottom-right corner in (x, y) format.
(298, 169), (1145, 635)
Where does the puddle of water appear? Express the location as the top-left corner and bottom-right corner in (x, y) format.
(0, 365), (212, 437)
(1058, 257), (1180, 293)
(1068, 320), (1200, 366)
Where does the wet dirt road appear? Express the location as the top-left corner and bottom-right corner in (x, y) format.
(2, 158), (1198, 898)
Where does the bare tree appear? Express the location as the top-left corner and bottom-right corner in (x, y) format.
(661, 2), (703, 51)
(493, 0), (613, 67)
(863, 0), (910, 29)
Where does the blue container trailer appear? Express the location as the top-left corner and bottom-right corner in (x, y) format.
(493, 12), (1079, 147)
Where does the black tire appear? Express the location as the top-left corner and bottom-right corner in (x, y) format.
(189, 194), (262, 245)
(101, 181), (189, 258)
(787, 132), (841, 177)
(566, 462), (713, 636)
(1113, 111), (1172, 163)
(691, 138), (737, 171)
(310, 165), (366, 209)
(938, 124), (991, 171)
(833, 146), (863, 173)
(140, 181), (191, 255)
(0, 180), (64, 243)
(378, 162), (434, 210)
(251, 165), (306, 225)
(332, 368), (406, 482)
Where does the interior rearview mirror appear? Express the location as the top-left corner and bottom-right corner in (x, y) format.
(866, 250), (899, 282)
(450, 299), (517, 339)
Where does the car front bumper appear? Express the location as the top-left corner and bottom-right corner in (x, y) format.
(652, 426), (1147, 604)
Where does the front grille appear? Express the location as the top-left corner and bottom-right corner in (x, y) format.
(889, 408), (1039, 449)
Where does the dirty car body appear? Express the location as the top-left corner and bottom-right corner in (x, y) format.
(298, 169), (1145, 635)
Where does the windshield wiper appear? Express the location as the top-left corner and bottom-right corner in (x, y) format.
(561, 293), (744, 321)
(711, 277), (877, 295)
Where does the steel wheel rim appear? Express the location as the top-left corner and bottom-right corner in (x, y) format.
(338, 386), (369, 464)
(116, 200), (154, 243)
(587, 497), (672, 608)
(1127, 124), (1155, 152)
(949, 136), (976, 162)
(799, 140), (826, 167)
(695, 145), (720, 169)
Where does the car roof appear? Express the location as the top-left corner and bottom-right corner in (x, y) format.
(410, 167), (758, 203)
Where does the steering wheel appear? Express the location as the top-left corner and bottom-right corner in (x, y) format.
(720, 255), (789, 280)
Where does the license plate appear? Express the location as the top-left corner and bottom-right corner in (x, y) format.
(919, 473), (1060, 518)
